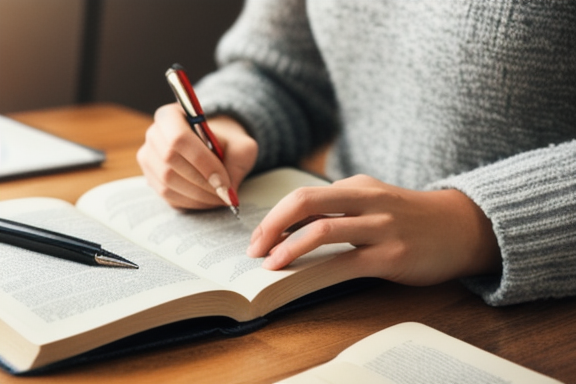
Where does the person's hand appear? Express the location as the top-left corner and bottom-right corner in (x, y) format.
(247, 174), (501, 286)
(137, 103), (258, 209)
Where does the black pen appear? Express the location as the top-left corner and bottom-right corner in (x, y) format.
(0, 218), (138, 269)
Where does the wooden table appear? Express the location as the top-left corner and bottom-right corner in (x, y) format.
(1, 104), (575, 383)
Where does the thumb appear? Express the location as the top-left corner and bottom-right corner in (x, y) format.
(208, 116), (259, 192)
(223, 131), (258, 192)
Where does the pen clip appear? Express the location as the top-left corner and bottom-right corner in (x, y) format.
(165, 64), (224, 161)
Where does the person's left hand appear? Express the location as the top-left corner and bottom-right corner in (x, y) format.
(247, 174), (501, 286)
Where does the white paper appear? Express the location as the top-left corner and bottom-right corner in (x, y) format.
(0, 115), (104, 179)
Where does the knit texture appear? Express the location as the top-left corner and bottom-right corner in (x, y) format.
(196, 0), (576, 305)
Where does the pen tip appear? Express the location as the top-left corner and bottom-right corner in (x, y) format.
(230, 205), (240, 220)
(96, 250), (139, 269)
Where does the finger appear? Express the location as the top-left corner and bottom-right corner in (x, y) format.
(249, 186), (376, 258)
(155, 105), (233, 187)
(284, 214), (334, 233)
(146, 125), (220, 197)
(152, 105), (242, 209)
(144, 172), (212, 209)
(261, 216), (380, 270)
(142, 160), (222, 209)
(143, 125), (203, 187)
(138, 128), (224, 209)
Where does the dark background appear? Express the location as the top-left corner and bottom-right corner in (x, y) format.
(0, 0), (243, 114)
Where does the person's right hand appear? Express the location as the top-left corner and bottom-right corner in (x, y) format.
(137, 103), (258, 209)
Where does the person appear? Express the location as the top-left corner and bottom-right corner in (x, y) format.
(137, 0), (576, 306)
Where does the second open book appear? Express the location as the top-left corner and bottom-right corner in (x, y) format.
(277, 322), (562, 384)
(0, 168), (365, 373)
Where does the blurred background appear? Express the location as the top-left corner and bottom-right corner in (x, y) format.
(0, 0), (243, 115)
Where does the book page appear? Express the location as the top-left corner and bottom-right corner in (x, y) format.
(0, 197), (225, 346)
(76, 168), (345, 302)
(0, 115), (104, 180)
(277, 322), (562, 384)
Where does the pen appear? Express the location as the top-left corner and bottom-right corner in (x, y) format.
(165, 63), (240, 218)
(0, 217), (139, 269)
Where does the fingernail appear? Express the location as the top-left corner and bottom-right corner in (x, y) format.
(215, 187), (233, 206)
(262, 255), (278, 270)
(208, 173), (224, 189)
(262, 248), (283, 270)
(262, 257), (274, 269)
(247, 244), (264, 259)
(246, 244), (255, 258)
(250, 226), (262, 244)
(247, 229), (261, 258)
(208, 173), (232, 206)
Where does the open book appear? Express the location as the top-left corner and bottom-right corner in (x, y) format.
(277, 322), (562, 384)
(0, 168), (367, 374)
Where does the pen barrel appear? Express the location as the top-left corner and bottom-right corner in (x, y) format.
(167, 64), (225, 162)
(0, 231), (99, 265)
(0, 220), (100, 266)
(185, 116), (225, 161)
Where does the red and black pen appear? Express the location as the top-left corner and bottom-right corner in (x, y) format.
(165, 63), (240, 218)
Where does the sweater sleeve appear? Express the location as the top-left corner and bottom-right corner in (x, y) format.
(428, 140), (576, 306)
(194, 0), (338, 173)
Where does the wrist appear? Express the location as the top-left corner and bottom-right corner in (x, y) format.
(440, 189), (502, 278)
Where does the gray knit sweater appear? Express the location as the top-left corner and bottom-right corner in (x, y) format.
(195, 0), (576, 306)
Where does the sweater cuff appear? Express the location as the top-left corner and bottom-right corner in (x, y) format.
(427, 140), (576, 306)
